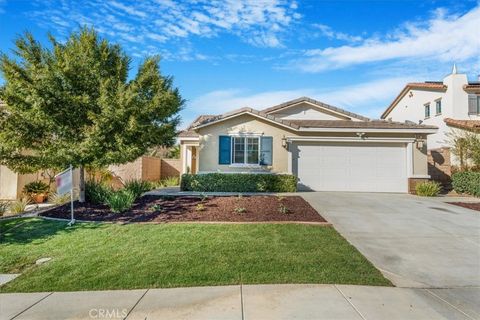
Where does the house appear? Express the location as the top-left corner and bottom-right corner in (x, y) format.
(381, 66), (480, 152)
(179, 97), (437, 193)
(380, 66), (480, 183)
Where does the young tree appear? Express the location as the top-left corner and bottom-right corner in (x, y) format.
(0, 28), (183, 201)
(446, 129), (480, 171)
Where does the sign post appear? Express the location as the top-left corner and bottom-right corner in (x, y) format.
(56, 165), (75, 225)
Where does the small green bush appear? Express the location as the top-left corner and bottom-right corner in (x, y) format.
(195, 203), (206, 211)
(23, 181), (49, 195)
(415, 181), (441, 197)
(180, 173), (297, 192)
(151, 176), (180, 188)
(85, 181), (112, 204)
(278, 204), (290, 214)
(0, 201), (10, 216)
(124, 180), (152, 199)
(233, 206), (246, 214)
(452, 171), (480, 197)
(105, 190), (136, 213)
(49, 192), (71, 205)
(9, 198), (31, 214)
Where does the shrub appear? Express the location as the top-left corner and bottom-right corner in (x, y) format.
(151, 176), (180, 188)
(124, 180), (152, 199)
(452, 171), (480, 197)
(162, 176), (180, 187)
(415, 181), (441, 197)
(150, 204), (162, 212)
(85, 181), (112, 204)
(0, 201), (9, 216)
(23, 181), (49, 195)
(233, 206), (246, 214)
(180, 173), (297, 192)
(49, 192), (71, 205)
(278, 204), (290, 214)
(9, 198), (31, 214)
(195, 203), (206, 211)
(105, 190), (136, 213)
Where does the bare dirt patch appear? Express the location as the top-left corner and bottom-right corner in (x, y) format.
(41, 195), (327, 223)
(447, 202), (480, 212)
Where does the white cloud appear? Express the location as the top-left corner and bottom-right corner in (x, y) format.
(30, 0), (301, 58)
(109, 1), (147, 18)
(182, 76), (415, 127)
(312, 23), (362, 43)
(290, 6), (480, 72)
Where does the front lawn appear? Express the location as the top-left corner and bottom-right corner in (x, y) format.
(0, 218), (391, 292)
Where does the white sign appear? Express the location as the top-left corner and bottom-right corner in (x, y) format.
(56, 167), (72, 196)
(55, 165), (75, 225)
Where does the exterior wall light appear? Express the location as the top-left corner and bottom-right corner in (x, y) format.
(281, 136), (287, 148)
(416, 139), (424, 149)
(356, 132), (366, 139)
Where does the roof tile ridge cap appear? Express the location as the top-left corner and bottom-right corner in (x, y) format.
(304, 98), (370, 121)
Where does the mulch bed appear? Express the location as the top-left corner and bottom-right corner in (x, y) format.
(40, 195), (327, 223)
(447, 202), (480, 212)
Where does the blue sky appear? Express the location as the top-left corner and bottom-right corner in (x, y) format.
(1, 0), (479, 128)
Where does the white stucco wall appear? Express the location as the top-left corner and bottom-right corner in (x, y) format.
(385, 73), (479, 150)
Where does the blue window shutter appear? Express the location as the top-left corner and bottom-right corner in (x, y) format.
(260, 136), (273, 165)
(219, 136), (231, 164)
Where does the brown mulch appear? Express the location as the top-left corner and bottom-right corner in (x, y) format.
(40, 195), (327, 223)
(447, 202), (480, 212)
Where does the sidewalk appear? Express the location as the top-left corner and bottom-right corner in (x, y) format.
(2, 284), (478, 320)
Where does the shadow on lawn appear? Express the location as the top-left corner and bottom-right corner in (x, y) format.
(0, 218), (102, 245)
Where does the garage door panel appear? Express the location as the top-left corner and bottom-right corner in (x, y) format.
(296, 142), (407, 193)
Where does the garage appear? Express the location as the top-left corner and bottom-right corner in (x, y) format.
(294, 142), (408, 193)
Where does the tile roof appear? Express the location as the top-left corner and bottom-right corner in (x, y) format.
(193, 107), (302, 130)
(406, 82), (446, 89)
(381, 82), (448, 119)
(180, 97), (437, 137)
(187, 107), (436, 133)
(444, 118), (480, 132)
(287, 120), (437, 130)
(178, 115), (216, 138)
(261, 96), (370, 121)
(464, 84), (480, 93)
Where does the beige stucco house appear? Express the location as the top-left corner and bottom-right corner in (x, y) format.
(179, 97), (437, 193)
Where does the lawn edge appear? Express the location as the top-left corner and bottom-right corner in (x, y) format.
(38, 215), (332, 226)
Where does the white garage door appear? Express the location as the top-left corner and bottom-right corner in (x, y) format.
(295, 142), (407, 193)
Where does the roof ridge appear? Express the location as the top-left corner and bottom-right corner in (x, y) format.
(261, 96), (370, 121)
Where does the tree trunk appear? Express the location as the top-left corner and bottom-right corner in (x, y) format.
(79, 165), (86, 203)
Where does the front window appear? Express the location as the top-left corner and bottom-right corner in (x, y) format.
(424, 104), (430, 118)
(436, 100), (442, 115)
(468, 94), (480, 115)
(232, 136), (259, 165)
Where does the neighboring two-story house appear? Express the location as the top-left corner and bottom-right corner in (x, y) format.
(380, 66), (480, 181)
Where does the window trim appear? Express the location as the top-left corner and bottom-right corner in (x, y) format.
(230, 135), (261, 167)
(424, 103), (430, 119)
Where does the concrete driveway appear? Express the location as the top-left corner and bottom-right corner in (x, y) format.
(301, 192), (480, 288)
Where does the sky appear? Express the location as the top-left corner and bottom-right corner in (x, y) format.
(1, 0), (479, 128)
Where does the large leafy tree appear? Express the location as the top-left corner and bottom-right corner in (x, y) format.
(0, 28), (183, 201)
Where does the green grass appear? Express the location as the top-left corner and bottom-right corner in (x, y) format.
(0, 218), (391, 292)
